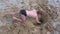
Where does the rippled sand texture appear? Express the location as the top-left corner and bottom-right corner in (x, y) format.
(0, 0), (60, 34)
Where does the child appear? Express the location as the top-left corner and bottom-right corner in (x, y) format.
(12, 8), (41, 24)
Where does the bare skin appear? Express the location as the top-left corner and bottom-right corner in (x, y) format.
(12, 8), (41, 23)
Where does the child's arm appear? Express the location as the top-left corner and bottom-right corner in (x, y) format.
(13, 16), (22, 22)
(36, 17), (41, 24)
(9, 11), (19, 15)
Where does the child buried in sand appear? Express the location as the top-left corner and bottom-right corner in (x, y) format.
(12, 8), (41, 24)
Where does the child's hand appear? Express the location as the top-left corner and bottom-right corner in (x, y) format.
(13, 17), (17, 20)
(37, 22), (41, 24)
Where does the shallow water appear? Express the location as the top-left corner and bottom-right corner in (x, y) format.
(0, 0), (60, 9)
(0, 0), (29, 9)
(48, 0), (60, 7)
